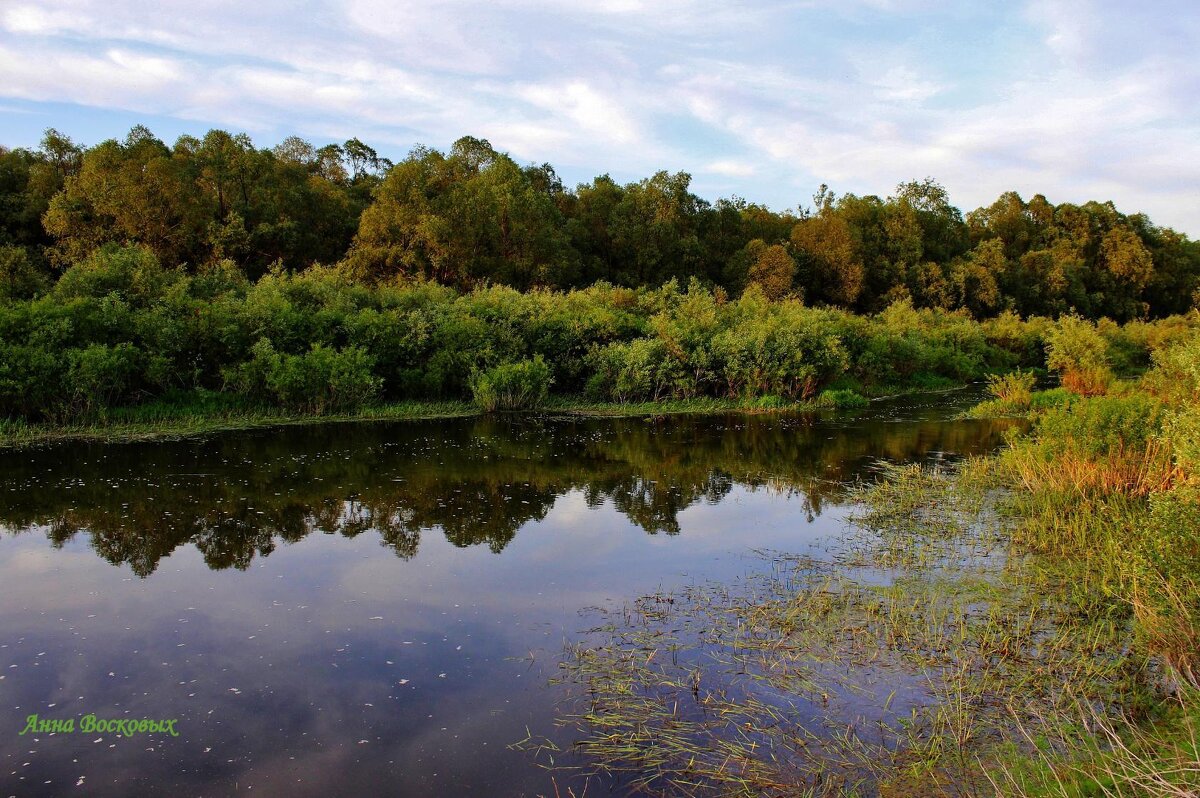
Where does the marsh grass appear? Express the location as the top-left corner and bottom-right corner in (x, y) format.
(525, 463), (1195, 797)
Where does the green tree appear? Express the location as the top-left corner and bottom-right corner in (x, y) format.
(746, 241), (796, 300)
(790, 213), (864, 306)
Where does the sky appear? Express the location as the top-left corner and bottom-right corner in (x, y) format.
(1, 0), (1198, 233)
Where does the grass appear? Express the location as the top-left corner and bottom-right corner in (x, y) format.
(1, 375), (981, 449)
(522, 457), (1198, 797)
(0, 396), (478, 448)
(0, 390), (879, 449)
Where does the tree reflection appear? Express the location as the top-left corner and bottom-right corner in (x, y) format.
(0, 411), (1019, 576)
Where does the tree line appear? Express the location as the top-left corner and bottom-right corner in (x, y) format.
(3, 126), (1198, 320)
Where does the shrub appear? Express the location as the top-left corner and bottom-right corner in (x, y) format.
(0, 245), (49, 300)
(1028, 387), (1077, 414)
(0, 344), (64, 419)
(1045, 315), (1112, 396)
(816, 389), (869, 410)
(1168, 407), (1200, 483)
(1142, 331), (1200, 407)
(586, 339), (679, 402)
(1035, 394), (1166, 458)
(985, 369), (1036, 407)
(52, 244), (181, 307)
(711, 298), (848, 399)
(470, 356), (552, 412)
(228, 339), (381, 413)
(1139, 486), (1200, 682)
(1002, 394), (1174, 497)
(63, 343), (142, 418)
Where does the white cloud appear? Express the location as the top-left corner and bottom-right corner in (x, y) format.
(0, 0), (1197, 233)
(516, 81), (640, 145)
(703, 159), (757, 177)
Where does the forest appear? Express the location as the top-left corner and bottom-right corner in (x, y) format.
(2, 126), (1199, 427)
(4, 126), (1199, 317)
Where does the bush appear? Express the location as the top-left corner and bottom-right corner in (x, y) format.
(64, 343), (142, 418)
(1045, 315), (1112, 396)
(53, 244), (181, 307)
(985, 369), (1036, 407)
(586, 339), (679, 402)
(229, 339), (381, 413)
(0, 344), (64, 419)
(0, 245), (49, 300)
(816, 389), (870, 410)
(1034, 394), (1166, 458)
(470, 356), (552, 412)
(1142, 331), (1200, 407)
(1168, 407), (1200, 483)
(1140, 486), (1200, 681)
(1028, 387), (1077, 414)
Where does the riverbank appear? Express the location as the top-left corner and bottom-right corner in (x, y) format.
(530, 330), (1200, 796)
(0, 382), (998, 449)
(0, 392), (870, 449)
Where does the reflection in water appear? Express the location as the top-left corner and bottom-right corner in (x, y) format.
(0, 409), (1016, 576)
(0, 395), (1021, 797)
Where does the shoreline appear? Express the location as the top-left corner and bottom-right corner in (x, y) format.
(0, 385), (973, 449)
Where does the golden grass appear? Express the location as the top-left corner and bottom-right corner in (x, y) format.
(1004, 440), (1180, 499)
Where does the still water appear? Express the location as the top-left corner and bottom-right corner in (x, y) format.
(0, 393), (1015, 796)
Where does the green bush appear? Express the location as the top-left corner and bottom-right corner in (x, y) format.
(1141, 485), (1200, 678)
(986, 369), (1036, 404)
(1168, 407), (1200, 482)
(586, 339), (680, 402)
(1028, 387), (1078, 414)
(0, 245), (49, 300)
(1045, 314), (1113, 395)
(1034, 394), (1166, 457)
(0, 344), (64, 419)
(470, 356), (552, 412)
(64, 343), (142, 418)
(1143, 331), (1200, 407)
(816, 389), (869, 409)
(2, 257), (1188, 423)
(53, 244), (181, 308)
(229, 339), (380, 413)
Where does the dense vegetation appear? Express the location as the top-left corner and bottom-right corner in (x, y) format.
(967, 324), (1200, 794)
(533, 327), (1200, 797)
(2, 124), (1198, 430)
(2, 239), (1197, 430)
(5, 127), (1199, 315)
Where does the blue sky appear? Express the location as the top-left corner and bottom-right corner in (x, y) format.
(2, 0), (1198, 233)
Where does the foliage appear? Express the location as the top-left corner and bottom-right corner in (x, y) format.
(0, 244), (48, 300)
(1045, 314), (1114, 395)
(6, 125), (1200, 319)
(816, 388), (870, 409)
(0, 241), (1196, 425)
(986, 369), (1036, 406)
(469, 356), (553, 411)
(228, 339), (380, 413)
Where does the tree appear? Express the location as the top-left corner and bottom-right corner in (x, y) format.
(346, 138), (576, 288)
(949, 238), (1005, 317)
(790, 213), (864, 307)
(746, 242), (796, 300)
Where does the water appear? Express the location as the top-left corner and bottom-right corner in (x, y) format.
(0, 392), (1016, 796)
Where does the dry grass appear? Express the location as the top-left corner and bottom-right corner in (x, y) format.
(1062, 368), (1113, 398)
(1003, 440), (1179, 499)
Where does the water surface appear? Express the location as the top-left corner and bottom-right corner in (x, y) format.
(0, 393), (1015, 796)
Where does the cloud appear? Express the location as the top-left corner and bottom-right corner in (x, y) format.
(703, 159), (757, 177)
(0, 0), (1197, 232)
